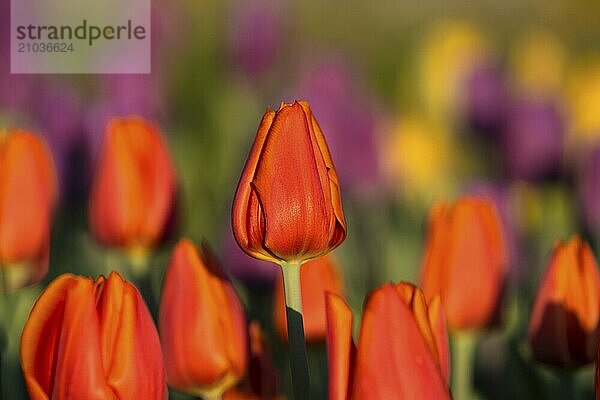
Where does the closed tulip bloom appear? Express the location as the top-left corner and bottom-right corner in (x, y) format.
(159, 239), (247, 398)
(0, 130), (56, 288)
(20, 272), (167, 400)
(420, 196), (508, 331)
(232, 101), (346, 264)
(89, 116), (176, 253)
(326, 283), (451, 399)
(529, 236), (600, 367)
(273, 254), (344, 342)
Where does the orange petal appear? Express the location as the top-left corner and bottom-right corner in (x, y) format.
(89, 116), (176, 250)
(325, 292), (355, 400)
(232, 109), (276, 262)
(352, 284), (450, 400)
(97, 272), (167, 399)
(159, 239), (247, 396)
(20, 274), (113, 400)
(420, 196), (507, 330)
(0, 131), (56, 283)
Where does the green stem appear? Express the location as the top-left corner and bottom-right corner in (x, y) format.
(451, 332), (480, 400)
(554, 369), (576, 400)
(280, 262), (310, 400)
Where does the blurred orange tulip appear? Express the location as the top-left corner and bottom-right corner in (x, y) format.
(273, 255), (344, 342)
(232, 101), (346, 265)
(20, 272), (166, 400)
(159, 239), (247, 398)
(223, 322), (284, 400)
(89, 116), (176, 253)
(0, 130), (56, 288)
(326, 282), (450, 399)
(529, 236), (600, 367)
(420, 196), (508, 331)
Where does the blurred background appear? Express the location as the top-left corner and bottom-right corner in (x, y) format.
(2, 0), (600, 398)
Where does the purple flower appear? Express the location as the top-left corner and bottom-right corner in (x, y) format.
(35, 81), (88, 201)
(229, 0), (281, 77)
(466, 61), (509, 136)
(579, 146), (600, 235)
(501, 97), (564, 181)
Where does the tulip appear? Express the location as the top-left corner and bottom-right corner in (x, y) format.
(159, 239), (247, 399)
(0, 130), (57, 289)
(20, 272), (167, 400)
(529, 236), (600, 367)
(232, 100), (346, 397)
(273, 254), (344, 342)
(232, 100), (346, 264)
(420, 196), (508, 331)
(326, 282), (451, 399)
(88, 116), (176, 255)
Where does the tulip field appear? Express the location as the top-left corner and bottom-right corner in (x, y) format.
(2, 0), (600, 399)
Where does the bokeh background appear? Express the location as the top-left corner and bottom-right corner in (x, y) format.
(2, 0), (600, 398)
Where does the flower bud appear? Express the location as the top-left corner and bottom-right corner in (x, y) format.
(159, 239), (247, 398)
(232, 101), (346, 265)
(89, 116), (176, 253)
(0, 130), (57, 288)
(420, 196), (508, 331)
(529, 236), (600, 367)
(20, 272), (167, 400)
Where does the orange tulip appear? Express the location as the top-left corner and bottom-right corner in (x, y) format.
(232, 101), (346, 264)
(529, 236), (600, 367)
(420, 196), (508, 331)
(89, 116), (176, 253)
(0, 130), (56, 288)
(20, 272), (167, 400)
(326, 282), (451, 399)
(273, 255), (344, 342)
(159, 239), (247, 398)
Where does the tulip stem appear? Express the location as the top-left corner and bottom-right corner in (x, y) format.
(451, 332), (481, 400)
(280, 262), (311, 400)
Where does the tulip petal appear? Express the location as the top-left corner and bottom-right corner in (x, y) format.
(0, 132), (56, 281)
(325, 292), (355, 400)
(89, 117), (176, 249)
(97, 272), (167, 399)
(529, 237), (600, 366)
(159, 239), (247, 395)
(21, 274), (114, 400)
(232, 109), (276, 261)
(352, 284), (450, 400)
